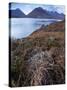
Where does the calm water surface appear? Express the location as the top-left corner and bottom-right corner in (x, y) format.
(9, 18), (61, 39)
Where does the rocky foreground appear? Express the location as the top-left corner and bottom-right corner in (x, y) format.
(10, 20), (65, 87)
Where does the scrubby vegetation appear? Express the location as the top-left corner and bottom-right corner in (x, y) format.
(10, 20), (65, 87)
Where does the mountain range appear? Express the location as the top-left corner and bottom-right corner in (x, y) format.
(9, 7), (65, 19)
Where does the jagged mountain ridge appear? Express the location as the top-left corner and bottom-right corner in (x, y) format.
(9, 6), (64, 19)
(27, 7), (53, 18)
(27, 7), (64, 19)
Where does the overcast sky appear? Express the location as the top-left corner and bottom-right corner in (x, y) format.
(10, 3), (65, 15)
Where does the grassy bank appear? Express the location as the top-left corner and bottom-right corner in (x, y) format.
(10, 20), (65, 87)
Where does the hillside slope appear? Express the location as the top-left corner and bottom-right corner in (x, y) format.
(30, 20), (65, 37)
(10, 20), (65, 87)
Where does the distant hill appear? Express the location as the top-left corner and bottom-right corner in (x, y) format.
(27, 7), (64, 19)
(9, 9), (26, 18)
(30, 20), (65, 38)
